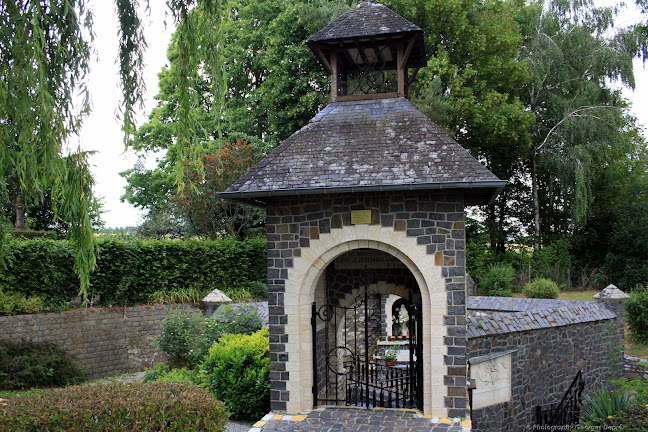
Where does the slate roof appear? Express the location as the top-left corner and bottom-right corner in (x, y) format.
(221, 98), (506, 206)
(467, 296), (616, 338)
(307, 1), (426, 70)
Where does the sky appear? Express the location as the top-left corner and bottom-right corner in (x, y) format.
(77, 1), (648, 228)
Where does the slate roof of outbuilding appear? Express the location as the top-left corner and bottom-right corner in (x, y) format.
(466, 296), (617, 338)
(221, 98), (506, 205)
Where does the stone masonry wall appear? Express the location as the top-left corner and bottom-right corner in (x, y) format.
(266, 190), (468, 416)
(469, 318), (620, 432)
(0, 304), (197, 378)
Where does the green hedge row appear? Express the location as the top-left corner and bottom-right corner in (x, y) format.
(0, 381), (229, 431)
(0, 236), (266, 306)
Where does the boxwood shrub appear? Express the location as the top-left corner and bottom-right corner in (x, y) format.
(522, 278), (560, 299)
(0, 381), (229, 431)
(201, 328), (270, 421)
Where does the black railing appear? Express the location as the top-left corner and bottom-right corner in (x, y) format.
(535, 370), (585, 429)
(346, 359), (414, 408)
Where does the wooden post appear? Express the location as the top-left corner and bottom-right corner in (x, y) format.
(331, 53), (338, 102)
(397, 45), (405, 97)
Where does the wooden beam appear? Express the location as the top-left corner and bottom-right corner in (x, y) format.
(331, 53), (338, 102)
(314, 46), (332, 74)
(400, 35), (417, 71)
(397, 45), (405, 97)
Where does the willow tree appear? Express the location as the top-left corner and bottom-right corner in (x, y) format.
(517, 0), (636, 250)
(0, 0), (226, 298)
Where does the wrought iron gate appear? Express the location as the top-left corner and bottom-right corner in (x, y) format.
(311, 291), (423, 409)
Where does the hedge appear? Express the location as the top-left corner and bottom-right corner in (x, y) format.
(0, 381), (229, 431)
(0, 236), (266, 306)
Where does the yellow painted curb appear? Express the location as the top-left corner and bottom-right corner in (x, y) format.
(273, 414), (283, 420)
(462, 420), (472, 427)
(439, 418), (453, 424)
(290, 415), (307, 421)
(252, 421), (267, 428)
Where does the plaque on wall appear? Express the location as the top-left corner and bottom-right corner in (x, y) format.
(469, 351), (514, 409)
(351, 210), (372, 225)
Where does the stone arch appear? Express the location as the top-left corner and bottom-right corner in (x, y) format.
(282, 224), (448, 417)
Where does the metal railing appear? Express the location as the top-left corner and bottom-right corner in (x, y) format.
(534, 370), (585, 429)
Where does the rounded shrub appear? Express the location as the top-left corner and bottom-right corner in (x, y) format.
(201, 328), (270, 421)
(0, 339), (86, 391)
(156, 310), (202, 367)
(477, 263), (515, 297)
(626, 285), (648, 345)
(523, 278), (560, 299)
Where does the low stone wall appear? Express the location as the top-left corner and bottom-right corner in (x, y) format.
(0, 304), (198, 378)
(624, 355), (648, 380)
(467, 297), (621, 432)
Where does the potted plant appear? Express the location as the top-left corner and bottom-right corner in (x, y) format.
(382, 346), (400, 366)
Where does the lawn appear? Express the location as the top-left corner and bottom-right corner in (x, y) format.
(558, 290), (599, 301)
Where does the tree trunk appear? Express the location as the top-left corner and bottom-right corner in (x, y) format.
(15, 196), (25, 231)
(531, 153), (541, 251)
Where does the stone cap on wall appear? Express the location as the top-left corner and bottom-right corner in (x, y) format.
(594, 284), (630, 301)
(467, 296), (617, 338)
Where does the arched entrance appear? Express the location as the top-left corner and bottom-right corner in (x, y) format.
(311, 248), (424, 409)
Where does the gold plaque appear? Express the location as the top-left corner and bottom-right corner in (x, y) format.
(351, 210), (372, 225)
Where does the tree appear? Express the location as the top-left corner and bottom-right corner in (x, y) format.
(385, 0), (534, 250)
(174, 140), (265, 237)
(122, 0), (353, 230)
(517, 0), (635, 250)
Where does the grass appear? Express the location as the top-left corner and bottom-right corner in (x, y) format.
(558, 291), (599, 301)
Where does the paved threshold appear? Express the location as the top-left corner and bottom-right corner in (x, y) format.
(248, 407), (470, 432)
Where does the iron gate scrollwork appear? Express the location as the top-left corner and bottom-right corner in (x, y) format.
(311, 289), (423, 409)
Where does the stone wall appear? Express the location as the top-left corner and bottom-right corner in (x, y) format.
(469, 319), (620, 431)
(0, 304), (197, 378)
(624, 355), (648, 380)
(265, 190), (468, 416)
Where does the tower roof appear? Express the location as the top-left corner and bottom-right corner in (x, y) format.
(221, 98), (506, 206)
(307, 1), (426, 71)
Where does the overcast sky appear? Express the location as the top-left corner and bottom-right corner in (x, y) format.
(77, 1), (648, 229)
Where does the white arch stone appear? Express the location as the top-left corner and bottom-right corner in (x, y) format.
(283, 224), (448, 416)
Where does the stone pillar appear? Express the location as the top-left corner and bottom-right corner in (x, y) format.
(594, 284), (630, 329)
(201, 288), (232, 317)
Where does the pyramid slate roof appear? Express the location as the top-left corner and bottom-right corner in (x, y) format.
(307, 1), (426, 70)
(221, 98), (506, 206)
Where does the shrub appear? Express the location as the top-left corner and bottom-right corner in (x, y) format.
(0, 339), (86, 391)
(189, 304), (264, 365)
(477, 263), (515, 297)
(0, 381), (229, 431)
(201, 328), (270, 421)
(626, 285), (648, 345)
(0, 291), (44, 316)
(0, 236), (267, 307)
(523, 278), (560, 299)
(142, 363), (202, 386)
(579, 388), (631, 427)
(157, 310), (203, 367)
(590, 399), (648, 431)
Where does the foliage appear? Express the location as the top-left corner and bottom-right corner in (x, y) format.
(477, 263), (515, 297)
(0, 339), (86, 391)
(201, 328), (270, 421)
(142, 363), (202, 386)
(171, 140), (266, 237)
(157, 310), (203, 367)
(0, 236), (266, 307)
(609, 377), (648, 404)
(577, 388), (632, 428)
(522, 278), (560, 299)
(157, 304), (264, 368)
(0, 291), (44, 316)
(0, 381), (229, 431)
(626, 285), (648, 345)
(0, 2), (97, 299)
